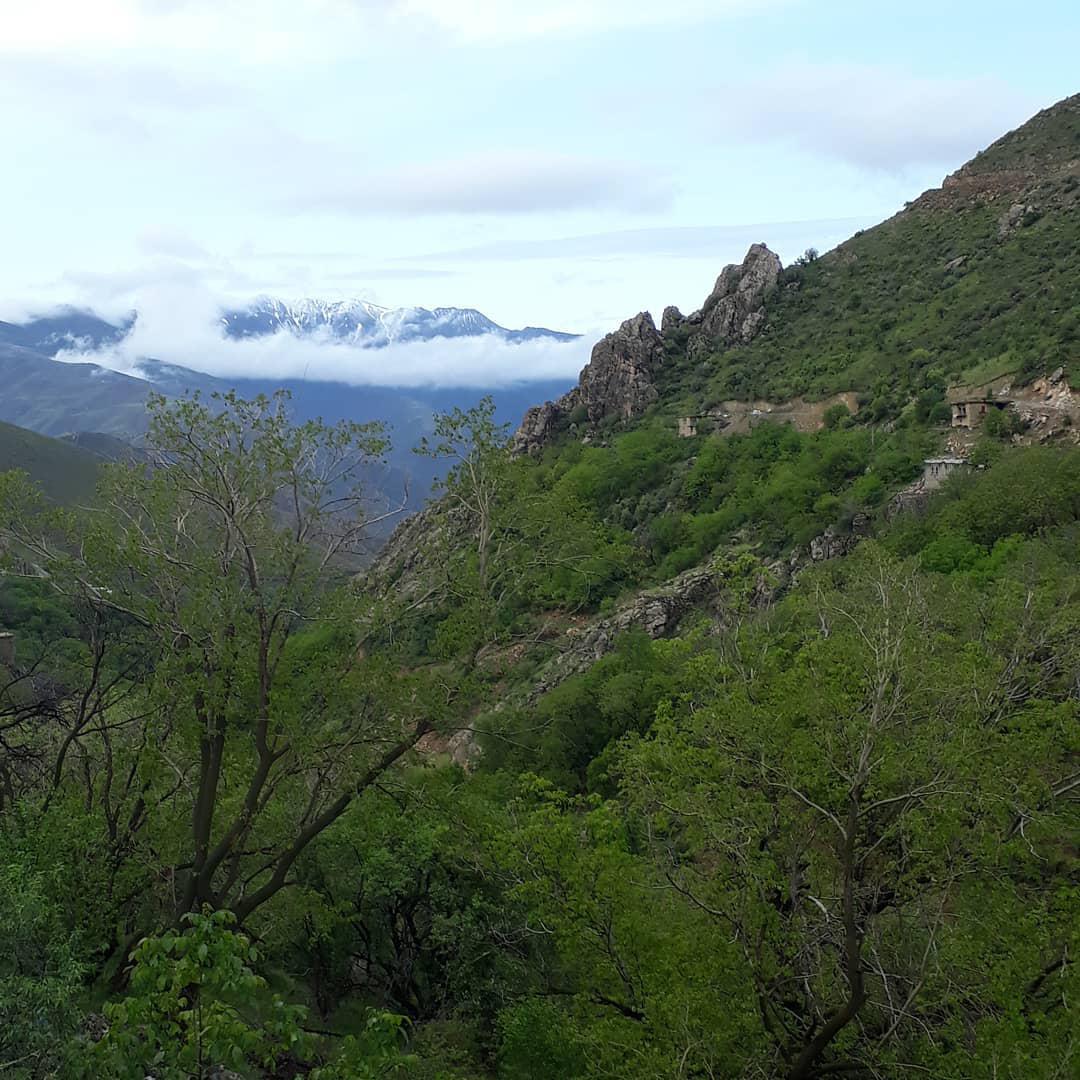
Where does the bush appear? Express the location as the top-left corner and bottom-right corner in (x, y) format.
(982, 406), (1025, 440)
(0, 859), (86, 1078)
(823, 402), (852, 429)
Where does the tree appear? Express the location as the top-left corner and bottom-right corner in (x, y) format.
(0, 392), (439, 926)
(621, 545), (1079, 1077)
(91, 909), (309, 1079)
(413, 398), (631, 662)
(417, 395), (510, 601)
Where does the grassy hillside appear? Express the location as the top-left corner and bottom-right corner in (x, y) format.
(656, 93), (1080, 418)
(0, 418), (101, 503)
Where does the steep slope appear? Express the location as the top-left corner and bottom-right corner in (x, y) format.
(0, 343), (154, 437)
(375, 93), (1080, 710)
(513, 94), (1079, 458)
(0, 419), (102, 504)
(677, 93), (1080, 413)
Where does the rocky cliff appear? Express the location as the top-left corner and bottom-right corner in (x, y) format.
(679, 242), (783, 359)
(512, 244), (782, 455)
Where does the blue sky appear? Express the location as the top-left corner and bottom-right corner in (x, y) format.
(2, 0), (1077, 385)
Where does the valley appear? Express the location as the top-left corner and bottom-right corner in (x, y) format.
(0, 58), (1078, 1080)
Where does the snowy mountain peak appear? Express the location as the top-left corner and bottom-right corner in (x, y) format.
(220, 298), (577, 348)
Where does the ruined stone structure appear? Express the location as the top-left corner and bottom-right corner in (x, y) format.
(951, 397), (1012, 429)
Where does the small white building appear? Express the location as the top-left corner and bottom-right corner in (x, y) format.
(921, 457), (968, 489)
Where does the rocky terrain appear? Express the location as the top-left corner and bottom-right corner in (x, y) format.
(512, 243), (783, 455)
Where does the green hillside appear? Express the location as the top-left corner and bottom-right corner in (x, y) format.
(0, 418), (101, 504)
(0, 98), (1078, 1080)
(664, 93), (1080, 415)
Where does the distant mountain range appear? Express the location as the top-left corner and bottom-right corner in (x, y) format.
(1, 299), (577, 358)
(221, 298), (579, 347)
(0, 300), (581, 511)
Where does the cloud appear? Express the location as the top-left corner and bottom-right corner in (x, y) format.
(1, 0), (785, 59)
(708, 66), (1041, 172)
(419, 216), (874, 260)
(390, 0), (784, 42)
(53, 285), (593, 389)
(298, 151), (674, 215)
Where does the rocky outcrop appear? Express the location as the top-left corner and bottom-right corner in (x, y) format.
(997, 201), (1040, 238)
(661, 305), (686, 335)
(578, 312), (664, 422)
(527, 565), (717, 701)
(510, 246), (781, 456)
(808, 514), (871, 561)
(510, 312), (664, 455)
(511, 395), (576, 457)
(685, 243), (782, 358)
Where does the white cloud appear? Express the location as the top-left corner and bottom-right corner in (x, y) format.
(392, 0), (781, 41)
(708, 66), (1041, 172)
(419, 216), (872, 260)
(1, 0), (784, 58)
(52, 284), (593, 389)
(302, 151), (675, 215)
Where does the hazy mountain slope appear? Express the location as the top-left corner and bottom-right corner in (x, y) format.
(0, 419), (101, 504)
(0, 308), (130, 354)
(0, 341), (574, 509)
(0, 301), (579, 507)
(0, 344), (153, 437)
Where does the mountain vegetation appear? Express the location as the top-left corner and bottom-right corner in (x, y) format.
(0, 97), (1078, 1079)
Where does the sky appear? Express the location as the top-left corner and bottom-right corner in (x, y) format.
(1, 0), (1078, 387)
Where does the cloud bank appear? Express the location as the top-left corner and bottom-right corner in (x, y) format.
(710, 67), (1039, 171)
(301, 151), (675, 216)
(53, 290), (594, 390)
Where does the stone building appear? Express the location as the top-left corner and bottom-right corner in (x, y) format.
(950, 396), (1012, 429)
(921, 457), (969, 489)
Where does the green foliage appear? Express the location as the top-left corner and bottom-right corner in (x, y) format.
(310, 1012), (419, 1079)
(5, 267), (1080, 1080)
(889, 446), (1080, 554)
(496, 998), (585, 1079)
(480, 632), (689, 793)
(982, 403), (1027, 439)
(91, 909), (310, 1079)
(0, 856), (86, 1078)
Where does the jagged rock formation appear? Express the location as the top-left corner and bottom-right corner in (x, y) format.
(510, 399), (566, 457)
(578, 311), (665, 422)
(685, 243), (783, 358)
(512, 311), (665, 455)
(511, 245), (782, 456)
(661, 305), (686, 335)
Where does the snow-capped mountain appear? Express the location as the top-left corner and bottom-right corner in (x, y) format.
(221, 298), (578, 347)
